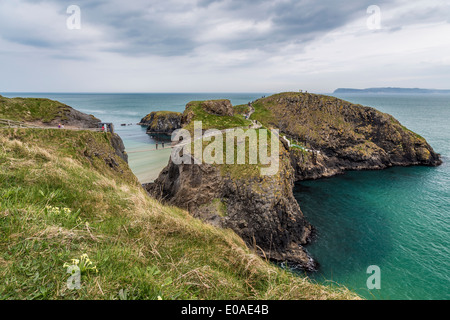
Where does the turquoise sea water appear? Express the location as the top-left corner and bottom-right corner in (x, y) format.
(2, 92), (449, 300)
(297, 93), (450, 300)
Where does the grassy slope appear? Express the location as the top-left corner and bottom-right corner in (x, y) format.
(0, 128), (359, 300)
(182, 100), (270, 179)
(183, 101), (251, 132)
(0, 95), (71, 123)
(250, 92), (425, 143)
(140, 111), (182, 125)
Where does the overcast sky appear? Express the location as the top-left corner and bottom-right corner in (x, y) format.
(1, 0), (450, 93)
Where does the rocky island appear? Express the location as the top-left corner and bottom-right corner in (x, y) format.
(138, 111), (182, 135)
(146, 92), (442, 271)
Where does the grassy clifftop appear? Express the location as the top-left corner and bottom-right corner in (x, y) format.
(246, 92), (441, 180)
(182, 100), (251, 132)
(139, 111), (182, 134)
(0, 95), (71, 123)
(0, 127), (359, 300)
(249, 92), (430, 151)
(0, 95), (100, 128)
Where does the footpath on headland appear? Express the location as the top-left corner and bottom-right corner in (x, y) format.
(0, 118), (104, 132)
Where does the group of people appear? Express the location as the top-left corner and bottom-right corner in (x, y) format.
(155, 142), (165, 149)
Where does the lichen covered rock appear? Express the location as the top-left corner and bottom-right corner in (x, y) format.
(249, 92), (442, 180)
(145, 93), (442, 271)
(147, 146), (317, 271)
(139, 111), (182, 135)
(201, 99), (234, 117)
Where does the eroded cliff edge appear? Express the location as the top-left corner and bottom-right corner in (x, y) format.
(250, 92), (441, 180)
(138, 111), (182, 135)
(148, 143), (316, 270)
(0, 94), (128, 164)
(145, 93), (442, 271)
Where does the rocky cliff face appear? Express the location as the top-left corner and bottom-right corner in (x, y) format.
(146, 98), (317, 270)
(201, 99), (234, 117)
(139, 111), (182, 135)
(146, 146), (316, 270)
(110, 133), (128, 164)
(59, 107), (101, 128)
(145, 93), (442, 271)
(250, 92), (442, 180)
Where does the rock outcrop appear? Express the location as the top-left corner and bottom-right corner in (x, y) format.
(145, 92), (442, 271)
(201, 99), (234, 117)
(0, 95), (101, 128)
(139, 111), (182, 135)
(146, 145), (317, 270)
(181, 100), (235, 126)
(249, 92), (442, 180)
(0, 95), (127, 163)
(146, 98), (318, 270)
(59, 107), (101, 128)
(110, 133), (128, 163)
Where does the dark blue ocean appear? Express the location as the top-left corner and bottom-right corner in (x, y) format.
(3, 92), (449, 300)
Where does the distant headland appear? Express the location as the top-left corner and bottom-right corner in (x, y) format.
(334, 87), (450, 94)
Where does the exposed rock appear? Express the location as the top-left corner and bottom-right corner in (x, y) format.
(110, 133), (128, 163)
(201, 99), (234, 117)
(250, 93), (442, 180)
(139, 111), (182, 135)
(146, 93), (442, 272)
(180, 99), (235, 127)
(0, 95), (101, 128)
(147, 145), (317, 271)
(146, 99), (317, 270)
(59, 107), (101, 128)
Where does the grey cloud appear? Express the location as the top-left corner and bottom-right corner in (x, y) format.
(1, 0), (448, 61)
(0, 0), (391, 57)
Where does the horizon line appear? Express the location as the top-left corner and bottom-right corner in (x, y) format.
(0, 91), (330, 94)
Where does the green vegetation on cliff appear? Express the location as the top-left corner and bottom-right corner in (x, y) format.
(140, 111), (181, 123)
(245, 92), (441, 179)
(139, 111), (182, 133)
(0, 95), (71, 123)
(249, 92), (428, 149)
(0, 95), (100, 128)
(182, 100), (251, 132)
(0, 127), (358, 300)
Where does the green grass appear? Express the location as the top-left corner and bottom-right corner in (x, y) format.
(0, 127), (359, 300)
(0, 95), (71, 123)
(183, 101), (251, 132)
(400, 125), (424, 140)
(140, 111), (181, 125)
(181, 100), (277, 179)
(233, 104), (250, 115)
(249, 100), (276, 127)
(247, 92), (428, 152)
